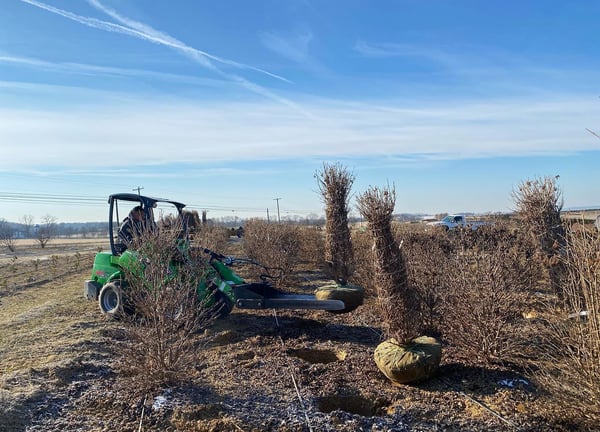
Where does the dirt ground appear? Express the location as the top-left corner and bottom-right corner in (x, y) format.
(0, 240), (590, 431)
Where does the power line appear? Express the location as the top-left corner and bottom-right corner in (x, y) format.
(0, 191), (322, 216)
(0, 192), (106, 206)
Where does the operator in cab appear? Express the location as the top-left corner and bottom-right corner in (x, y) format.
(118, 205), (145, 246)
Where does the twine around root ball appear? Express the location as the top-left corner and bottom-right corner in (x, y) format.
(374, 336), (442, 385)
(315, 284), (364, 314)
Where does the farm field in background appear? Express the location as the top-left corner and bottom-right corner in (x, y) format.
(0, 238), (109, 264)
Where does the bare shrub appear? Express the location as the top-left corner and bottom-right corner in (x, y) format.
(512, 175), (565, 295)
(242, 219), (301, 285)
(0, 219), (16, 252)
(192, 224), (230, 253)
(356, 185), (421, 343)
(401, 230), (454, 337)
(115, 221), (216, 396)
(441, 225), (537, 365)
(36, 214), (57, 249)
(459, 222), (545, 292)
(534, 227), (600, 423)
(296, 225), (325, 267)
(350, 228), (375, 294)
(316, 162), (355, 283)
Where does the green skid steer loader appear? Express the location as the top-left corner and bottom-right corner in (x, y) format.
(84, 193), (363, 318)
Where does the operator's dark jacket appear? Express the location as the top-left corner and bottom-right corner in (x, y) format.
(118, 216), (142, 245)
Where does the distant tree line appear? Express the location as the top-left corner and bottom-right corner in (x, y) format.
(0, 214), (108, 250)
(0, 210), (436, 252)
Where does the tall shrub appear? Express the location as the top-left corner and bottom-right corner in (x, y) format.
(316, 162), (355, 284)
(534, 226), (600, 424)
(356, 185), (421, 342)
(512, 175), (565, 296)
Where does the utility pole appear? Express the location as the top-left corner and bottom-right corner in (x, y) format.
(266, 208), (270, 223)
(133, 186), (144, 196)
(274, 198), (281, 223)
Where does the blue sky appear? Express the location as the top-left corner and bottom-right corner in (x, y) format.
(1, 0), (599, 223)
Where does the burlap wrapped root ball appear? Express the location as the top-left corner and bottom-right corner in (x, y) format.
(314, 284), (365, 314)
(374, 336), (442, 385)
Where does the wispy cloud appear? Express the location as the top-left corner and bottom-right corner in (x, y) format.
(261, 30), (329, 77)
(353, 40), (599, 95)
(18, 0), (312, 113)
(86, 0), (291, 83)
(355, 41), (442, 60)
(262, 31), (313, 63)
(0, 54), (230, 87)
(354, 40), (529, 89)
(1, 93), (597, 170)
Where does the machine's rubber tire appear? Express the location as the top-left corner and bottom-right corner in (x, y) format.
(315, 284), (365, 314)
(98, 281), (127, 319)
(212, 290), (234, 319)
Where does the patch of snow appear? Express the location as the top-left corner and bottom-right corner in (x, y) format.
(152, 395), (168, 410)
(498, 378), (529, 388)
(152, 389), (172, 411)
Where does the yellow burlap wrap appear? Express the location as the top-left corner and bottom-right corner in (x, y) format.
(314, 284), (365, 314)
(374, 336), (441, 384)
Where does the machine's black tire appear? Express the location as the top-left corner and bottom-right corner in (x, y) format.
(315, 284), (365, 314)
(212, 290), (234, 319)
(98, 281), (128, 319)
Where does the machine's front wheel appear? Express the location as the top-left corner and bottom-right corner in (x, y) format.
(99, 281), (127, 319)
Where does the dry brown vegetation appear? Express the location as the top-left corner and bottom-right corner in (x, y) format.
(241, 219), (303, 285)
(112, 225), (219, 398)
(356, 184), (421, 343)
(533, 225), (600, 424)
(513, 175), (565, 297)
(1, 176), (599, 430)
(316, 162), (355, 284)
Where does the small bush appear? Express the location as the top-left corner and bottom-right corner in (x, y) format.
(115, 221), (216, 396)
(350, 228), (375, 294)
(440, 225), (539, 365)
(242, 219), (301, 285)
(534, 226), (600, 424)
(192, 224), (230, 253)
(401, 230), (454, 337)
(297, 225), (325, 267)
(0, 218), (16, 252)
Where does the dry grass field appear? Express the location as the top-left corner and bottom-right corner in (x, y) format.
(0, 234), (595, 431)
(0, 238), (110, 264)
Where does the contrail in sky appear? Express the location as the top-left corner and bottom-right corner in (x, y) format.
(87, 0), (291, 83)
(18, 0), (311, 115)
